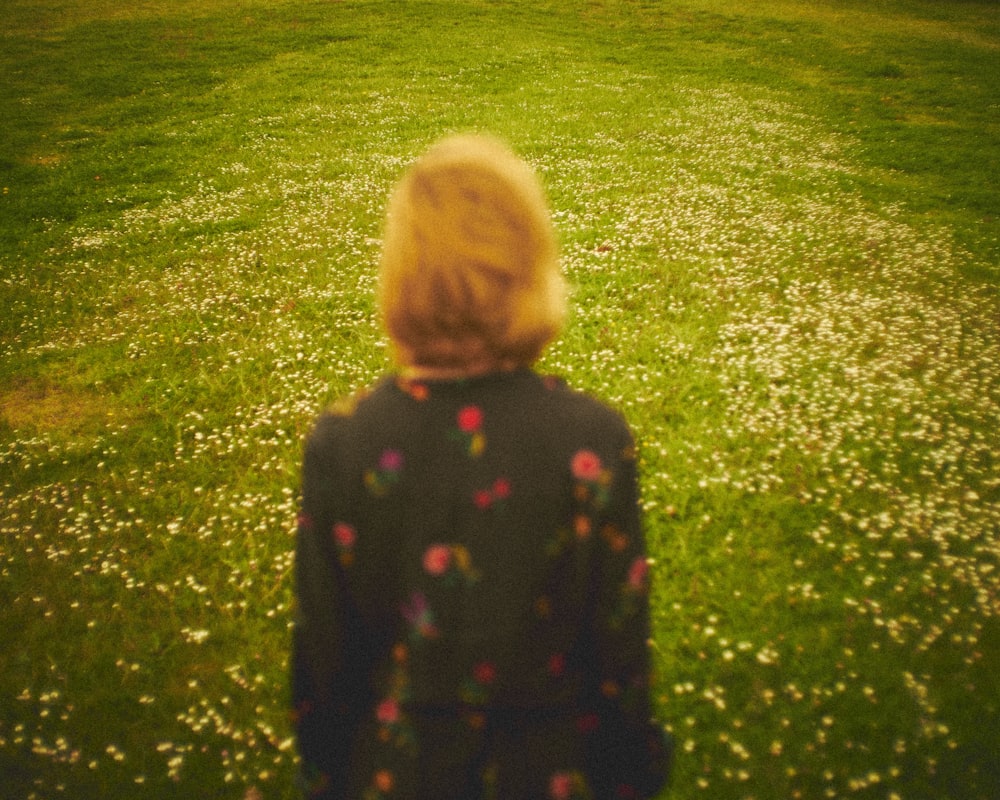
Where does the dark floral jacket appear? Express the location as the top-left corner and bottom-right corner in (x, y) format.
(292, 369), (671, 799)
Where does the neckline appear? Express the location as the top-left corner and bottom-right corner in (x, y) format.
(393, 367), (536, 388)
(399, 361), (520, 382)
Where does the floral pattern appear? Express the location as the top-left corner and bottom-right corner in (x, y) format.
(571, 447), (613, 508)
(473, 476), (511, 511)
(451, 403), (487, 456)
(460, 660), (498, 706)
(293, 370), (670, 799)
(364, 769), (395, 800)
(422, 543), (479, 585)
(401, 592), (439, 641)
(396, 376), (430, 402)
(549, 770), (592, 800)
(364, 448), (404, 496)
(332, 522), (357, 567)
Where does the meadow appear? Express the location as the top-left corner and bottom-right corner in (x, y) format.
(1, 0), (998, 798)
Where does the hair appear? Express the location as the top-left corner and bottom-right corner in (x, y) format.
(377, 134), (566, 370)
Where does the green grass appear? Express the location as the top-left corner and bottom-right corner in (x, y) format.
(2, 0), (999, 798)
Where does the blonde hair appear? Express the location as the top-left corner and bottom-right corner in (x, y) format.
(377, 134), (566, 369)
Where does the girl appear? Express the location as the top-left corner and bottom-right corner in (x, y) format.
(292, 134), (671, 799)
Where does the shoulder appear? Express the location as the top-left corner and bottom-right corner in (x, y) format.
(304, 378), (395, 458)
(542, 375), (634, 442)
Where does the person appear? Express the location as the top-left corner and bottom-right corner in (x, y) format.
(291, 134), (672, 799)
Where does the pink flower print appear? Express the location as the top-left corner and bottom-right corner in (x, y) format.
(571, 449), (602, 481)
(379, 449), (404, 471)
(365, 449), (404, 496)
(401, 592), (439, 640)
(422, 544), (452, 576)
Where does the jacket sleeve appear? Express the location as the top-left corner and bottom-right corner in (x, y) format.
(291, 414), (372, 799)
(586, 427), (673, 799)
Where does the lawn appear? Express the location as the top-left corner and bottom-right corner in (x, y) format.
(1, 0), (998, 798)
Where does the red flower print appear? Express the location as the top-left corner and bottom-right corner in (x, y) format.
(423, 544), (452, 576)
(397, 377), (429, 401)
(451, 405), (486, 456)
(549, 773), (572, 800)
(627, 557), (650, 591)
(548, 652), (566, 677)
(571, 449), (602, 481)
(473, 476), (511, 510)
(549, 772), (587, 800)
(332, 522), (356, 548)
(332, 522), (357, 566)
(457, 404), (484, 432)
(474, 489), (493, 510)
(602, 523), (628, 552)
(296, 512), (313, 531)
(422, 544), (478, 584)
(376, 698), (399, 725)
(374, 770), (394, 793)
(576, 712), (600, 734)
(473, 661), (497, 684)
(461, 660), (496, 704)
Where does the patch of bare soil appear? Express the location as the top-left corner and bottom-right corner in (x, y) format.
(0, 379), (113, 435)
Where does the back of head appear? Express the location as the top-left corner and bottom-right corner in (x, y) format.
(378, 134), (566, 370)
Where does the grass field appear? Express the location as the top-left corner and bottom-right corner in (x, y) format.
(2, 0), (999, 798)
